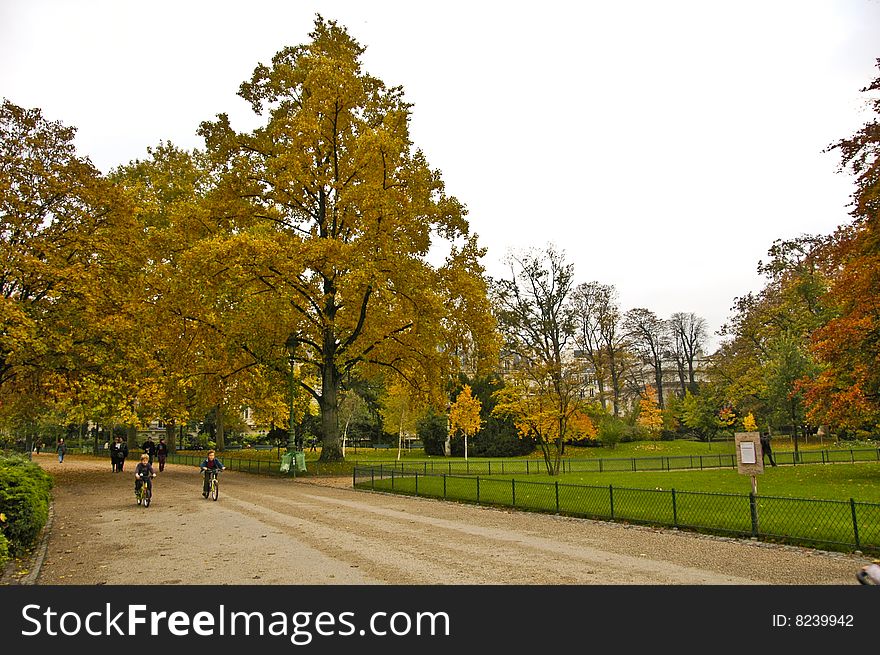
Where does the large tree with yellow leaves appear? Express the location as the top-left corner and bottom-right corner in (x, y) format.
(191, 17), (497, 461)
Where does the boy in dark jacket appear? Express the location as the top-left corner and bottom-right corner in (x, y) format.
(199, 450), (226, 497)
(134, 454), (155, 498)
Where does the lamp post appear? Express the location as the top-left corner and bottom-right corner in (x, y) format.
(286, 334), (299, 454)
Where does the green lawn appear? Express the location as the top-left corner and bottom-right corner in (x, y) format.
(356, 463), (880, 553)
(526, 462), (880, 503)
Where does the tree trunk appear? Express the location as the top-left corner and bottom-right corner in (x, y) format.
(215, 402), (225, 451)
(319, 357), (343, 461)
(654, 366), (665, 410)
(165, 421), (176, 454)
(126, 424), (137, 453)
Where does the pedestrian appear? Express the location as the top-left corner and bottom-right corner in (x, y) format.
(142, 436), (157, 465)
(57, 438), (67, 463)
(35, 440), (43, 454)
(110, 435), (128, 472)
(308, 436), (318, 452)
(760, 432), (776, 467)
(156, 437), (168, 473)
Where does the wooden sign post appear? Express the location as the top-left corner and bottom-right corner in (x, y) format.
(735, 431), (764, 536)
(735, 431), (764, 493)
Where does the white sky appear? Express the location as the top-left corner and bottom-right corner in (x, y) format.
(2, 0), (879, 349)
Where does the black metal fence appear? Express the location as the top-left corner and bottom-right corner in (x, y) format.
(354, 447), (880, 477)
(165, 452), (300, 476)
(352, 466), (880, 554)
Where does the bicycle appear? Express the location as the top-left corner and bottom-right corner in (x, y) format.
(202, 468), (221, 501)
(135, 475), (153, 508)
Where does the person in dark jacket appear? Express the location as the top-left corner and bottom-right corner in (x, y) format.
(760, 432), (777, 467)
(199, 450), (226, 497)
(134, 454), (156, 499)
(56, 438), (67, 463)
(156, 437), (169, 472)
(110, 436), (128, 472)
(142, 437), (157, 465)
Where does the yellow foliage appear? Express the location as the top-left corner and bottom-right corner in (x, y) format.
(448, 385), (482, 437)
(743, 412), (758, 431)
(637, 385), (663, 439)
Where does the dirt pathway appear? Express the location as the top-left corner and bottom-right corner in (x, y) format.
(10, 455), (868, 585)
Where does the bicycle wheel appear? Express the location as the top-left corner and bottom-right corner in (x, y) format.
(144, 487), (151, 508)
(136, 487), (142, 505)
(211, 477), (219, 501)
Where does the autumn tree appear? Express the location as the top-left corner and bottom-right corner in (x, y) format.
(668, 312), (707, 396)
(571, 282), (627, 416)
(624, 308), (669, 409)
(710, 235), (833, 452)
(190, 17), (496, 461)
(0, 99), (135, 447)
(803, 59), (880, 431)
(637, 385), (663, 439)
(447, 384), (482, 460)
(492, 246), (583, 474)
(743, 412), (758, 432)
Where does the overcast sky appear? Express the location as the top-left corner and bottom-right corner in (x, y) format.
(3, 1), (879, 349)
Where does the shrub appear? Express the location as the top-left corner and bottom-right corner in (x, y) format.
(0, 455), (53, 557)
(417, 410), (448, 456)
(598, 417), (626, 449)
(0, 518), (8, 570)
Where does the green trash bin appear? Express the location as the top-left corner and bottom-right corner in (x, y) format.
(294, 451), (307, 473)
(280, 452), (294, 474)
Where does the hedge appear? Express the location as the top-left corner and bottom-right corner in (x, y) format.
(0, 454), (53, 569)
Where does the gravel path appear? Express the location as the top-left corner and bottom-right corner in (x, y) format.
(6, 455), (869, 585)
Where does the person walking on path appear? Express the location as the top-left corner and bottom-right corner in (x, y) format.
(156, 437), (169, 472)
(760, 432), (777, 467)
(110, 436), (128, 472)
(142, 436), (157, 465)
(56, 438), (67, 463)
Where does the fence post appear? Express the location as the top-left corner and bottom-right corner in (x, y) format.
(609, 484), (615, 519)
(851, 449), (855, 464)
(599, 458), (603, 473)
(821, 450), (826, 465)
(512, 478), (516, 507)
(371, 469), (375, 490)
(476, 476), (480, 503)
(391, 469), (395, 490)
(527, 460), (530, 474)
(443, 474), (447, 499)
(352, 468), (356, 487)
(850, 498), (861, 550)
(489, 461), (492, 476)
(672, 488), (678, 527)
(501, 460), (505, 474)
(555, 480), (560, 513)
(631, 457), (636, 472)
(415, 472), (419, 496)
(749, 492), (759, 537)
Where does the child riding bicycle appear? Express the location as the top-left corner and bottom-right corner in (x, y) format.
(199, 450), (226, 498)
(134, 454), (156, 498)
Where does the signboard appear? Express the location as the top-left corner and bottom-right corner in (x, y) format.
(734, 432), (764, 476)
